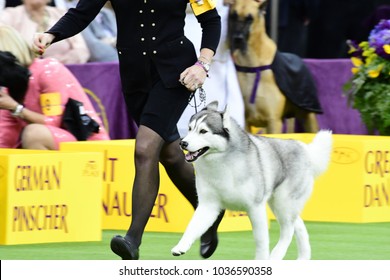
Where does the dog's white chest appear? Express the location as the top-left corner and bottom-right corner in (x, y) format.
(195, 170), (258, 211)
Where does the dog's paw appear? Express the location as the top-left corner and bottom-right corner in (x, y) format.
(171, 243), (190, 256)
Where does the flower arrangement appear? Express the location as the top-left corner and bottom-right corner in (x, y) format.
(344, 19), (390, 135)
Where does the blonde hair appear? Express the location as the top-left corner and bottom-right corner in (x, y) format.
(0, 24), (34, 66)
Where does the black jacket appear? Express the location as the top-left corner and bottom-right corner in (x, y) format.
(48, 0), (221, 90)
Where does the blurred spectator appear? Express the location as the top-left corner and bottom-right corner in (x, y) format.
(0, 0), (61, 11)
(0, 0), (89, 64)
(55, 0), (118, 62)
(266, 0), (320, 58)
(82, 6), (117, 62)
(0, 24), (109, 149)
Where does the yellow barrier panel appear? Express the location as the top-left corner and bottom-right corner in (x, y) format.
(60, 140), (254, 232)
(0, 149), (103, 245)
(264, 134), (390, 223)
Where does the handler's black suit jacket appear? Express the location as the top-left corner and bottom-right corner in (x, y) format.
(48, 0), (221, 92)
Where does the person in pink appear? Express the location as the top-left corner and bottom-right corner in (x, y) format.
(0, 0), (90, 64)
(0, 25), (109, 149)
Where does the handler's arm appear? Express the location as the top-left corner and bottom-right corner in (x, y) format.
(32, 0), (106, 55)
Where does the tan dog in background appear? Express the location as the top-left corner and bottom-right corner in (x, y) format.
(227, 0), (322, 133)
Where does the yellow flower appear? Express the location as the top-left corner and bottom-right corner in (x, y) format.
(367, 64), (384, 78)
(351, 57), (363, 67)
(384, 44), (390, 54)
(363, 47), (375, 57)
(365, 52), (377, 66)
(347, 44), (357, 54)
(359, 41), (369, 48)
(352, 67), (360, 74)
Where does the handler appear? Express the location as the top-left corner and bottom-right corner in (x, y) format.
(32, 0), (224, 260)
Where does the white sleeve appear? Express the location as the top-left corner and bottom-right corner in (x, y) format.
(0, 0), (5, 15)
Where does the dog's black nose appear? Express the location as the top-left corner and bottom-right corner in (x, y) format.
(232, 35), (247, 52)
(180, 140), (188, 150)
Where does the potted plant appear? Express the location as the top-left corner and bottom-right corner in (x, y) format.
(344, 19), (390, 135)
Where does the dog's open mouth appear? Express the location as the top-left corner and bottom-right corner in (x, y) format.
(185, 147), (209, 162)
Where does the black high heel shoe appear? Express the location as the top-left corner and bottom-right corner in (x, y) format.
(110, 235), (139, 260)
(199, 210), (225, 259)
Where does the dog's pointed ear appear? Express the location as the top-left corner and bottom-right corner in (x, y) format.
(222, 104), (231, 129)
(257, 0), (268, 12)
(205, 100), (219, 111)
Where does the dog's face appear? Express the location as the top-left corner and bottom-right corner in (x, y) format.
(180, 101), (231, 162)
(228, 0), (268, 53)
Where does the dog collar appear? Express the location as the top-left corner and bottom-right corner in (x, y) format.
(235, 64), (272, 104)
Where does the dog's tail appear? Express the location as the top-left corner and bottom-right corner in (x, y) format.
(306, 130), (333, 177)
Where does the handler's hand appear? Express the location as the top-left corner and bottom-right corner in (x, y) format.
(32, 33), (55, 56)
(179, 64), (208, 92)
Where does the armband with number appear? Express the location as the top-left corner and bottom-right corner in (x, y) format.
(189, 0), (216, 16)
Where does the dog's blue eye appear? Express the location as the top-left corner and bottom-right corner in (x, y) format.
(200, 129), (207, 134)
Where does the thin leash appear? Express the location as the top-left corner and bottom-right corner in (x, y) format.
(188, 86), (206, 113)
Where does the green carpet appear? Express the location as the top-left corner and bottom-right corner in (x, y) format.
(1, 221), (389, 260)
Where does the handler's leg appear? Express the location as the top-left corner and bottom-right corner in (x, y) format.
(126, 126), (164, 245)
(111, 125), (164, 260)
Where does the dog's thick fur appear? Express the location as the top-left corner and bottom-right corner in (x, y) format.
(228, 0), (321, 133)
(171, 101), (332, 259)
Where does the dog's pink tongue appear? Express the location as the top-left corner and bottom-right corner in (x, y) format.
(185, 151), (198, 161)
(185, 153), (192, 161)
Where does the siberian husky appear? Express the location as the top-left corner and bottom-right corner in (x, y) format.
(171, 101), (332, 260)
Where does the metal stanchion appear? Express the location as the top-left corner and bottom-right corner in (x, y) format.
(269, 0), (279, 43)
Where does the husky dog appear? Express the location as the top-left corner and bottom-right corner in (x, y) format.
(171, 101), (332, 260)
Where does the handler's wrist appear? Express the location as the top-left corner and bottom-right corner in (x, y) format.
(199, 55), (211, 63)
(43, 32), (56, 43)
(195, 60), (210, 76)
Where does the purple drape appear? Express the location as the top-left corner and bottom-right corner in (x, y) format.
(66, 59), (368, 139)
(304, 59), (368, 135)
(66, 62), (138, 139)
